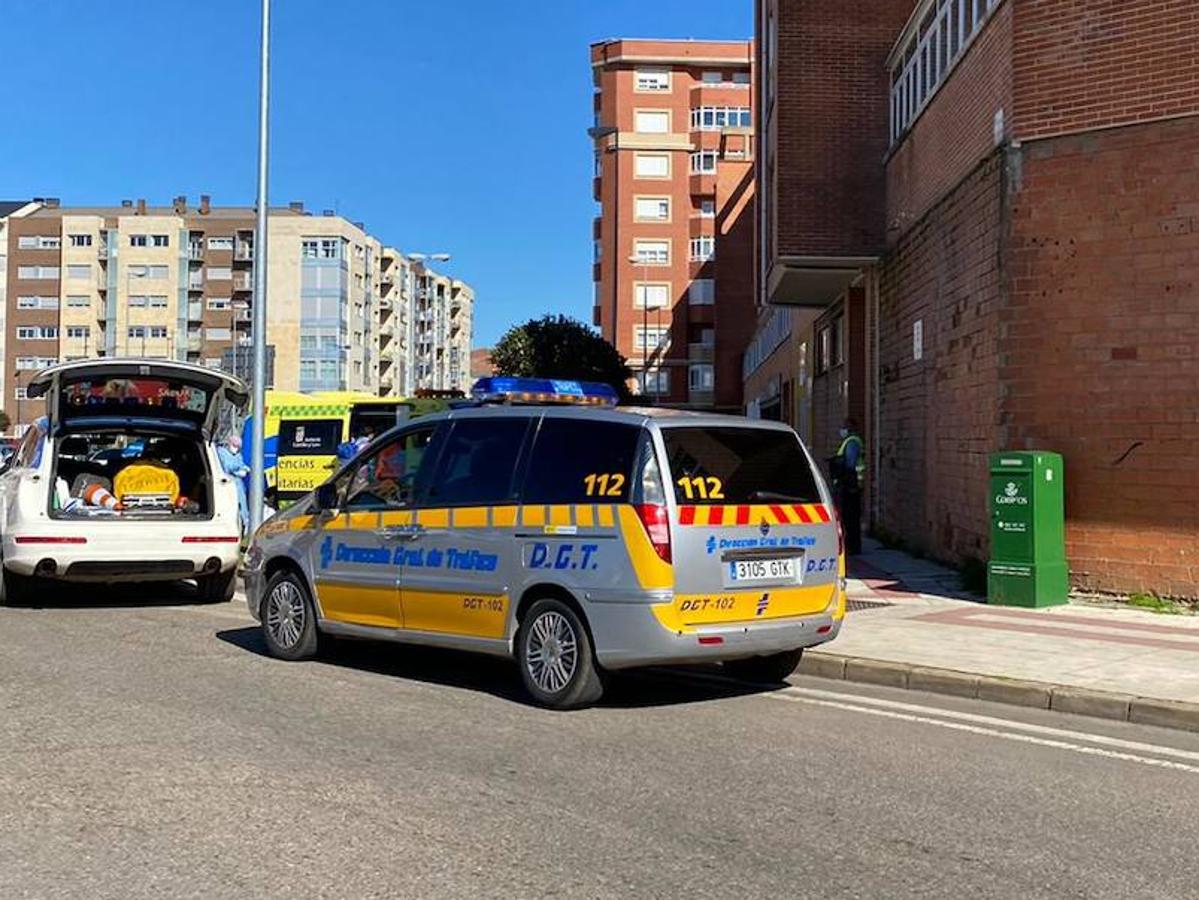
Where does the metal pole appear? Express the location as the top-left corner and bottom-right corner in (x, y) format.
(249, 0), (270, 532)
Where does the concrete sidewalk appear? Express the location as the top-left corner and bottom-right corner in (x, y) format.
(806, 538), (1199, 731)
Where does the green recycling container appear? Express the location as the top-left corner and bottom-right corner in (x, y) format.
(987, 451), (1068, 608)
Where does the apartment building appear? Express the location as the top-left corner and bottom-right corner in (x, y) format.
(590, 38), (756, 411)
(2, 197), (475, 431)
(747, 0), (1199, 597)
(376, 250), (473, 396)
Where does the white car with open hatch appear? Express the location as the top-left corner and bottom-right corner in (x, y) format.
(0, 360), (248, 604)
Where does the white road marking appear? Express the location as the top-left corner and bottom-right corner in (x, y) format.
(769, 687), (1199, 774)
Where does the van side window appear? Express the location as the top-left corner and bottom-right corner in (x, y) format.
(342, 426), (436, 510)
(521, 419), (641, 503)
(425, 418), (528, 506)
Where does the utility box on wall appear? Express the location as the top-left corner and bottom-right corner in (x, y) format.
(988, 451), (1068, 608)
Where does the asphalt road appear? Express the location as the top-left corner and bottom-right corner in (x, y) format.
(1, 584), (1197, 899)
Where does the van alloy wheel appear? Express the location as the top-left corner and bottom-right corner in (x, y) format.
(525, 610), (579, 695)
(265, 580), (306, 650)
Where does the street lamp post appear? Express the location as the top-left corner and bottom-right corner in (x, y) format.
(249, 0), (271, 533)
(13, 370), (21, 436)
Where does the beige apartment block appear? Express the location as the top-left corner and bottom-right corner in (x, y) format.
(1, 197), (476, 432)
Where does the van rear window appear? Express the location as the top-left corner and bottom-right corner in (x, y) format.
(661, 427), (822, 505)
(521, 419), (641, 503)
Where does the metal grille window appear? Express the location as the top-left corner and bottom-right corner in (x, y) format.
(635, 68), (671, 92)
(890, 0), (1004, 145)
(68, 234), (92, 247)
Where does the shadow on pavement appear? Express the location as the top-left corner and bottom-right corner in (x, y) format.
(217, 625), (780, 710)
(2, 578), (223, 610)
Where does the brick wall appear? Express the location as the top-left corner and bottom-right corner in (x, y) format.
(877, 153), (1005, 564)
(769, 0), (914, 259)
(1012, 0), (1199, 141)
(886, 1), (1013, 246)
(1004, 116), (1199, 596)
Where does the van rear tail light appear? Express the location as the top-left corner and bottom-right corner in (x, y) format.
(635, 503), (672, 564)
(835, 511), (845, 559)
(182, 536), (240, 543)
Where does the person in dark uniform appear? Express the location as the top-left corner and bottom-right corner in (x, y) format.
(829, 418), (864, 556)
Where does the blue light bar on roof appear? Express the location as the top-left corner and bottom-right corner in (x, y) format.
(471, 377), (619, 407)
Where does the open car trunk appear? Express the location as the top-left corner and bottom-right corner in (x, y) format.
(50, 428), (214, 520)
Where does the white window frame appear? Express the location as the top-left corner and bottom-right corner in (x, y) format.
(68, 234), (93, 247)
(66, 326), (89, 339)
(634, 153), (671, 179)
(152, 234), (170, 248)
(689, 236), (716, 262)
(207, 266), (232, 281)
(207, 236), (234, 250)
(128, 295), (149, 308)
(634, 282), (671, 310)
(633, 240), (671, 266)
(129, 234), (148, 247)
(207, 298), (232, 311)
(689, 106), (752, 131)
(634, 196), (671, 222)
(148, 295), (170, 308)
(634, 67), (672, 93)
(17, 265), (59, 279)
(698, 198), (716, 219)
(690, 151), (718, 174)
(66, 295), (90, 308)
(149, 325), (169, 339)
(701, 71), (723, 84)
(639, 368), (670, 395)
(634, 325), (672, 353)
(889, 0), (1003, 145)
(634, 109), (671, 135)
(689, 363), (715, 391)
(66, 264), (91, 280)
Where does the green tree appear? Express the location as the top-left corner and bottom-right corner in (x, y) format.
(490, 315), (634, 401)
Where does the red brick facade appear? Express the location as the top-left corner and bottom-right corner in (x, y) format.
(1011, 0), (1199, 140)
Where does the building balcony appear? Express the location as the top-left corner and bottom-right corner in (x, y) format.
(188, 302), (203, 321)
(232, 274), (252, 292)
(689, 173), (717, 196)
(688, 387), (715, 406)
(688, 342), (715, 362)
(234, 244), (254, 261)
(187, 335), (203, 352)
(188, 245), (204, 261)
(98, 245), (109, 260)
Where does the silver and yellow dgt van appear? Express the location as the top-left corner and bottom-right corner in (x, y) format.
(244, 378), (846, 709)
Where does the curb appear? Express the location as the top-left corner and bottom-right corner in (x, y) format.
(798, 651), (1199, 734)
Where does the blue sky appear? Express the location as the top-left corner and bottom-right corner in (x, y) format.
(0, 0), (750, 346)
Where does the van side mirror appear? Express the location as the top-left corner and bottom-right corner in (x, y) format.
(314, 482), (339, 513)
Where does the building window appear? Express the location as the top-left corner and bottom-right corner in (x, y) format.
(639, 368), (670, 395)
(733, 71), (751, 85)
(593, 240), (603, 263)
(301, 239), (319, 258)
(635, 67), (671, 92)
(18, 235), (59, 249)
(148, 295), (169, 308)
(634, 110), (670, 134)
(130, 235), (148, 247)
(128, 326), (147, 339)
(701, 71), (723, 84)
(633, 240), (670, 265)
(634, 283), (670, 310)
(634, 197), (671, 222)
(207, 298), (231, 310)
(689, 236), (715, 261)
(152, 235), (169, 247)
(205, 327), (231, 340)
(69, 234), (93, 247)
(66, 326), (89, 339)
(690, 107), (752, 131)
(66, 295), (90, 308)
(689, 364), (714, 391)
(890, 0), (1002, 144)
(17, 326), (57, 340)
(698, 198), (716, 218)
(208, 266), (232, 281)
(634, 153), (670, 179)
(688, 279), (715, 306)
(635, 325), (671, 353)
(66, 264), (91, 280)
(321, 239), (341, 259)
(149, 325), (168, 338)
(690, 151), (718, 174)
(17, 296), (59, 310)
(17, 265), (59, 279)
(129, 295), (148, 307)
(208, 236), (234, 250)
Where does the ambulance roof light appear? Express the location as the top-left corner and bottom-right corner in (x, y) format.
(470, 377), (619, 407)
